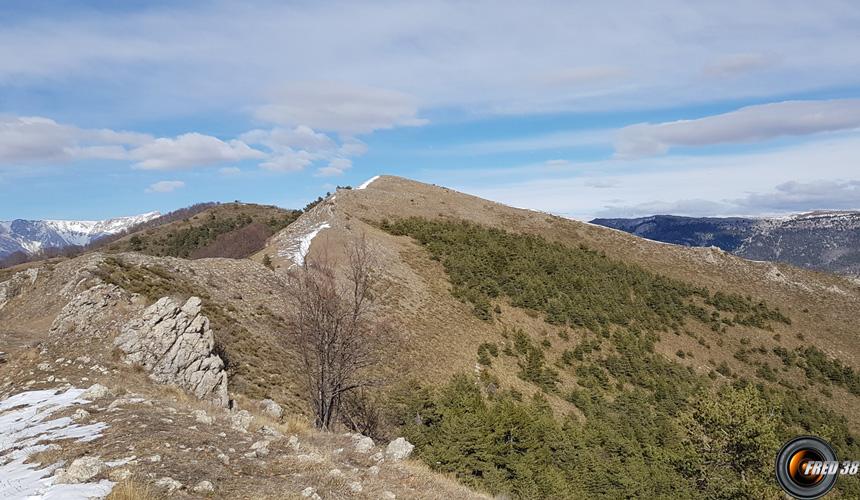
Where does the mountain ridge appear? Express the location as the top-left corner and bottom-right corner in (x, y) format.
(2, 176), (860, 498)
(0, 211), (161, 258)
(591, 210), (860, 278)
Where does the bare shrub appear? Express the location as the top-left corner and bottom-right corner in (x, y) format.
(283, 236), (389, 430)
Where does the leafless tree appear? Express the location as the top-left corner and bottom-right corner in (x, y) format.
(283, 235), (388, 430)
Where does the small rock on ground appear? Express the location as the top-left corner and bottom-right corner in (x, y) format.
(82, 383), (110, 399)
(155, 477), (183, 493)
(192, 480), (215, 493)
(386, 437), (414, 461)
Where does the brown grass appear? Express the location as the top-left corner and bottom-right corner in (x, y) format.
(106, 480), (159, 500)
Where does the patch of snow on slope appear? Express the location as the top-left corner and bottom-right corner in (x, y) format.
(0, 388), (113, 500)
(357, 176), (380, 190)
(289, 223), (331, 267)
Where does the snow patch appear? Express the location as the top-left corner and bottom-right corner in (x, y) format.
(0, 388), (113, 500)
(289, 223), (331, 266)
(357, 176), (380, 190)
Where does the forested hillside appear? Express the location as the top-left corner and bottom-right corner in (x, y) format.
(380, 217), (860, 499)
(105, 203), (300, 259)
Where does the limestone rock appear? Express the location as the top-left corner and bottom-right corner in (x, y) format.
(54, 456), (105, 484)
(250, 440), (270, 458)
(258, 425), (282, 438)
(385, 437), (414, 461)
(0, 268), (38, 311)
(231, 409), (253, 432)
(114, 296), (229, 407)
(71, 408), (90, 421)
(349, 481), (363, 493)
(193, 409), (215, 425)
(82, 383), (110, 400)
(193, 480), (215, 493)
(155, 477), (183, 493)
(259, 398), (283, 419)
(353, 435), (374, 454)
(49, 284), (131, 338)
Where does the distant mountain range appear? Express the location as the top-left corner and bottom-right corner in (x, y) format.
(0, 212), (160, 259)
(591, 211), (860, 278)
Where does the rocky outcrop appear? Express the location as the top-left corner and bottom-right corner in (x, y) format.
(114, 296), (229, 407)
(49, 283), (136, 339)
(0, 268), (38, 311)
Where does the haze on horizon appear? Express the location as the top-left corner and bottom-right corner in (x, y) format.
(1, 0), (859, 221)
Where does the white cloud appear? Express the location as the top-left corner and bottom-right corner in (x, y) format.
(536, 66), (627, 87)
(145, 180), (185, 193)
(0, 115), (150, 165)
(735, 180), (860, 212)
(1, 1), (860, 121)
(240, 126), (336, 154)
(242, 124), (366, 174)
(129, 133), (264, 170)
(338, 139), (368, 157)
(219, 166), (241, 176)
(454, 132), (860, 220)
(615, 99), (860, 158)
(440, 129), (611, 155)
(315, 158), (352, 177)
(703, 53), (776, 78)
(259, 150), (314, 172)
(544, 159), (570, 167)
(256, 82), (427, 135)
(0, 115), (272, 172)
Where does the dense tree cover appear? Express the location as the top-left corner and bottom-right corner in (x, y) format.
(383, 218), (789, 332)
(773, 346), (860, 396)
(122, 206), (300, 259)
(380, 218), (860, 498)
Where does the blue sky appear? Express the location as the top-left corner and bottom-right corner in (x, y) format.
(1, 0), (860, 221)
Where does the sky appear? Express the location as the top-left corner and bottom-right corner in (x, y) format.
(1, 0), (859, 221)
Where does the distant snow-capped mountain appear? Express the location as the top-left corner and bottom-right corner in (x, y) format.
(591, 211), (860, 278)
(0, 211), (160, 258)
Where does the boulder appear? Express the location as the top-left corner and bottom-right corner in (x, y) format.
(82, 384), (110, 400)
(114, 296), (229, 407)
(353, 435), (374, 454)
(54, 456), (105, 484)
(385, 437), (414, 461)
(250, 440), (271, 458)
(259, 398), (283, 419)
(231, 409), (254, 432)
